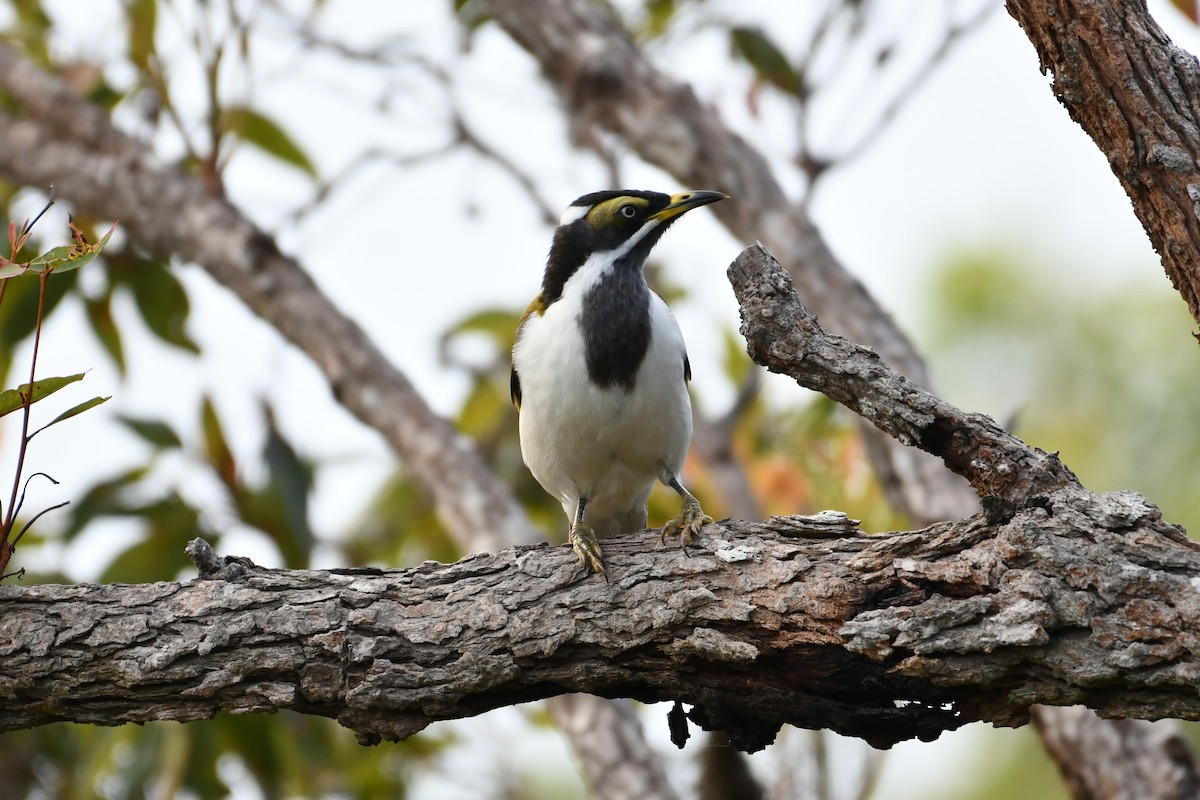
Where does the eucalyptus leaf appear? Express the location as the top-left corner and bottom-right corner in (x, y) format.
(27, 220), (118, 273)
(41, 395), (110, 430)
(0, 373), (85, 417)
(730, 26), (802, 96)
(223, 105), (318, 178)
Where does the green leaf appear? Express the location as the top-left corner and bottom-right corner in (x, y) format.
(439, 308), (521, 363)
(640, 0), (679, 39)
(222, 105), (317, 178)
(117, 419), (182, 450)
(0, 373), (85, 417)
(0, 261), (28, 279)
(125, 0), (158, 70)
(118, 415), (183, 450)
(62, 466), (149, 540)
(101, 498), (209, 582)
(10, 0), (52, 64)
(28, 220), (118, 274)
(128, 261), (199, 353)
(1171, 0), (1200, 25)
(230, 405), (315, 569)
(85, 293), (127, 374)
(38, 395), (109, 432)
(730, 26), (802, 96)
(721, 325), (754, 386)
(202, 397), (237, 488)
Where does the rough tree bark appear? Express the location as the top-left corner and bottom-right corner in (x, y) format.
(3, 246), (1200, 759)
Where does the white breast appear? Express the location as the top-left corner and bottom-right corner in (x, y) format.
(513, 255), (693, 533)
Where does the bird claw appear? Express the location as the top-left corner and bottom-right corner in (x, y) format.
(570, 522), (607, 576)
(661, 496), (713, 550)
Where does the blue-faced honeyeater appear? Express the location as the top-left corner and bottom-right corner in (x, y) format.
(510, 189), (728, 575)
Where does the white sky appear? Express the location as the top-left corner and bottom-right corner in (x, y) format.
(7, 0), (1198, 797)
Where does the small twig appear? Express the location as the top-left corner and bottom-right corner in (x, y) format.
(452, 115), (559, 227)
(798, 0), (996, 198)
(285, 143), (458, 225)
(9, 471), (59, 523)
(19, 183), (55, 241)
(823, 0), (995, 174)
(11, 500), (69, 549)
(3, 270), (51, 538)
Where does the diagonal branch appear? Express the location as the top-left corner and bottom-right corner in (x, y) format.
(0, 43), (540, 557)
(728, 244), (1080, 503)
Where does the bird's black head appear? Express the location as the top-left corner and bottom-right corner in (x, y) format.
(539, 189), (727, 306)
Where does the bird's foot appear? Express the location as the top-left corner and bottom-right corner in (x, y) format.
(661, 495), (713, 550)
(570, 522), (606, 576)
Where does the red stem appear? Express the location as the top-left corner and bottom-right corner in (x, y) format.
(4, 270), (49, 538)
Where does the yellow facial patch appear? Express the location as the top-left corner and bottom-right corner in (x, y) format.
(585, 196), (650, 228)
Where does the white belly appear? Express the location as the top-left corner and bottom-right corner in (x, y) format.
(513, 292), (693, 535)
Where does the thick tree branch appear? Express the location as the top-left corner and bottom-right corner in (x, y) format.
(1007, 0), (1200, 329)
(1, 487), (1196, 754)
(5, 247), (1200, 757)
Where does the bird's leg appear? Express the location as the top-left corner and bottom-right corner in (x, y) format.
(569, 497), (606, 575)
(662, 476), (713, 550)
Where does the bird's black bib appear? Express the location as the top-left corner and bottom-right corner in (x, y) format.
(579, 262), (651, 391)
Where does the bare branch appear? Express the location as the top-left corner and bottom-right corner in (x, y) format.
(545, 695), (681, 800)
(1031, 706), (1200, 800)
(0, 42), (540, 556)
(728, 244), (1079, 503)
(809, 0), (997, 190)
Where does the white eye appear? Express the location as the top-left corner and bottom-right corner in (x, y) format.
(619, 204), (637, 219)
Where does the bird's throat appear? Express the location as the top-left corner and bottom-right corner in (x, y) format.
(579, 261), (651, 391)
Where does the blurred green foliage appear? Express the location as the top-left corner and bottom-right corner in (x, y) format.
(922, 247), (1200, 536)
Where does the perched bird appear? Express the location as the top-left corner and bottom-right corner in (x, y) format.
(511, 189), (728, 575)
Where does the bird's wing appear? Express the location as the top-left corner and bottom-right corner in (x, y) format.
(510, 365), (522, 411)
(511, 296), (547, 412)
